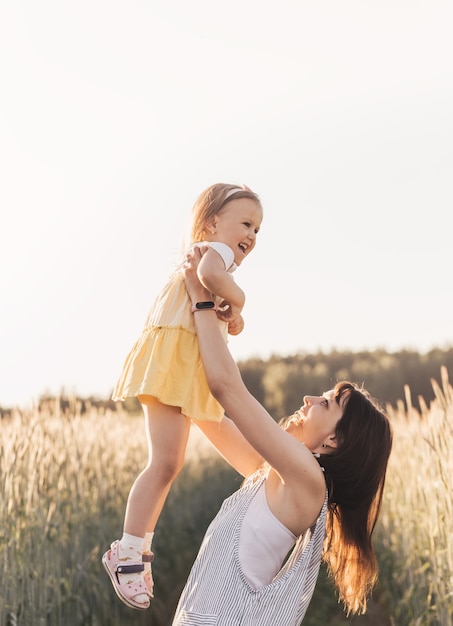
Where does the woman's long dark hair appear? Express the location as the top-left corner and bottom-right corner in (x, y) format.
(317, 381), (393, 615)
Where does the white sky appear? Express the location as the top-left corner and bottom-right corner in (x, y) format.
(1, 0), (452, 407)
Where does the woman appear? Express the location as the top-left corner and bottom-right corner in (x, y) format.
(172, 247), (393, 625)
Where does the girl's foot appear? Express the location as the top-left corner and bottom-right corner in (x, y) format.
(102, 540), (150, 610)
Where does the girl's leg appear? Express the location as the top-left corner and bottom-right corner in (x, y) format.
(124, 395), (191, 535)
(104, 396), (190, 607)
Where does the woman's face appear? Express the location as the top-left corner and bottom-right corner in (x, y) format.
(284, 389), (349, 453)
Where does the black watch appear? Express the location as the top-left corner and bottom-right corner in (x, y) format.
(192, 301), (217, 312)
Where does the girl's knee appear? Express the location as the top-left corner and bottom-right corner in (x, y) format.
(150, 454), (185, 484)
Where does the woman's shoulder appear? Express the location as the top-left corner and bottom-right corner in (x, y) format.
(266, 460), (327, 535)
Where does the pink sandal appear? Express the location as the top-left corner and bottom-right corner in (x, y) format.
(142, 551), (155, 598)
(102, 540), (150, 610)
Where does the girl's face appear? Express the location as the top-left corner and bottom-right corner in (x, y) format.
(285, 390), (349, 453)
(206, 198), (263, 266)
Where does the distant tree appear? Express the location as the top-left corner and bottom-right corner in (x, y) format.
(237, 346), (453, 414)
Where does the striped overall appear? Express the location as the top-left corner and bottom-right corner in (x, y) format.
(172, 474), (328, 625)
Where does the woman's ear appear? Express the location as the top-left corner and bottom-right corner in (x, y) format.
(326, 435), (338, 449)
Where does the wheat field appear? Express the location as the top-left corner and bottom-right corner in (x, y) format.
(0, 399), (146, 624)
(376, 366), (453, 626)
(1, 369), (452, 625)
(0, 398), (239, 625)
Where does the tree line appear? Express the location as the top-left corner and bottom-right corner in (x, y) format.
(5, 346), (451, 420)
(237, 346), (453, 419)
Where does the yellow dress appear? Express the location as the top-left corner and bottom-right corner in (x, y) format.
(112, 249), (230, 422)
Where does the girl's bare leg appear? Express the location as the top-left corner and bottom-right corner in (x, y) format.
(103, 397), (189, 607)
(123, 395), (190, 536)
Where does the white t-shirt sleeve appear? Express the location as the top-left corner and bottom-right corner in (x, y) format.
(197, 241), (236, 272)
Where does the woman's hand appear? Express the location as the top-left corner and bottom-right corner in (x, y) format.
(185, 248), (244, 333)
(216, 301), (243, 325)
(184, 247), (213, 304)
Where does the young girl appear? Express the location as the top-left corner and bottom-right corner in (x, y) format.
(102, 183), (263, 610)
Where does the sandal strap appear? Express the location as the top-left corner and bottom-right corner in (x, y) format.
(117, 563), (145, 575)
(142, 552), (154, 563)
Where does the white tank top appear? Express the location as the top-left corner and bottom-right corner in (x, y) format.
(239, 481), (297, 588)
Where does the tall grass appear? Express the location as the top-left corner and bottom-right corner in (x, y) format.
(376, 366), (453, 625)
(1, 368), (452, 625)
(0, 399), (239, 625)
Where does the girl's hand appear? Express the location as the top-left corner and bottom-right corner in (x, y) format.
(216, 301), (243, 325)
(227, 314), (245, 336)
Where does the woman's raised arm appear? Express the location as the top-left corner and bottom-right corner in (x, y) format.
(192, 416), (263, 478)
(184, 249), (322, 493)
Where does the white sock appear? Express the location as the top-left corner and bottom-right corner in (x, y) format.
(142, 532), (155, 596)
(119, 532), (144, 557)
(143, 531), (154, 554)
(118, 533), (148, 603)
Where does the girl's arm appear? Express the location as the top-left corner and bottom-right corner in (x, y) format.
(197, 248), (245, 317)
(184, 250), (322, 492)
(192, 416), (263, 477)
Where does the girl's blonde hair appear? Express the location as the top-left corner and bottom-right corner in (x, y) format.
(188, 183), (261, 244)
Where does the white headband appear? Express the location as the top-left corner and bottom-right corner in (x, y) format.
(224, 187), (245, 200)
